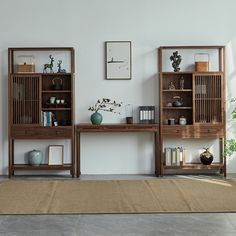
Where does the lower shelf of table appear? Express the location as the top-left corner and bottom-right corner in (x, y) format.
(12, 164), (73, 171)
(163, 163), (224, 170)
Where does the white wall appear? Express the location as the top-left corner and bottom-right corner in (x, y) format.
(1, 0), (236, 175)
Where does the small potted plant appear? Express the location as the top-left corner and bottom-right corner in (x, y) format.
(88, 98), (122, 125)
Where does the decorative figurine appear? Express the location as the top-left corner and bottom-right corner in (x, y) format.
(43, 55), (54, 73)
(57, 60), (67, 73)
(168, 81), (176, 90)
(170, 51), (182, 72)
(180, 76), (184, 89)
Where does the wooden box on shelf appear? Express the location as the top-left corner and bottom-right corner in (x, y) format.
(195, 61), (209, 72)
(16, 63), (35, 73)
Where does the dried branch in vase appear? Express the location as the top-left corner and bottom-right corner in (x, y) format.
(88, 98), (122, 114)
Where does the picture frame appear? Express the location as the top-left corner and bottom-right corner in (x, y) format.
(48, 145), (64, 165)
(105, 41), (132, 80)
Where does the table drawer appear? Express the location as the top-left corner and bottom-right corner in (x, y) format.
(193, 125), (224, 138)
(162, 126), (195, 138)
(162, 125), (224, 138)
(11, 127), (72, 139)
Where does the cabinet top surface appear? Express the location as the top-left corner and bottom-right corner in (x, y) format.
(10, 73), (73, 76)
(8, 47), (74, 51)
(159, 45), (225, 50)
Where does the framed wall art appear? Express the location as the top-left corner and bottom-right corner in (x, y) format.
(48, 145), (64, 165)
(105, 41), (132, 80)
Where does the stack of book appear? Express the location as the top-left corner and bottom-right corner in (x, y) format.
(164, 147), (186, 166)
(41, 112), (58, 127)
(139, 106), (155, 124)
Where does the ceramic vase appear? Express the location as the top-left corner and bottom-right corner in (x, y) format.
(28, 149), (43, 166)
(200, 148), (213, 165)
(90, 112), (103, 125)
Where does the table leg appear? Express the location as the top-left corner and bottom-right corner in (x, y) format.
(71, 136), (75, 178)
(76, 132), (81, 177)
(154, 132), (160, 177)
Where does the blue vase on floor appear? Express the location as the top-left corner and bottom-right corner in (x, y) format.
(90, 112), (103, 125)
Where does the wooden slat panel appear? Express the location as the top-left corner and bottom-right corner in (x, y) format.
(194, 74), (222, 124)
(12, 75), (41, 125)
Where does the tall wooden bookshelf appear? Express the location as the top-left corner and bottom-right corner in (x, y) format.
(8, 47), (75, 177)
(158, 46), (226, 176)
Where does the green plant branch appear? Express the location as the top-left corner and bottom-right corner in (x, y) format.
(225, 97), (236, 157)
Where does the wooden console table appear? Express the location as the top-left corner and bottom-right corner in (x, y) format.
(75, 124), (159, 177)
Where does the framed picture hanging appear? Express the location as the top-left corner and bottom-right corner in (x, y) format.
(48, 145), (64, 165)
(105, 41), (132, 80)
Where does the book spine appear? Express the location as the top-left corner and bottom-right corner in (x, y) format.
(176, 147), (180, 166)
(139, 106), (144, 123)
(144, 106), (147, 121)
(183, 148), (186, 164)
(166, 148), (171, 166)
(43, 112), (47, 127)
(148, 106), (151, 121)
(151, 106), (155, 122)
(171, 148), (177, 166)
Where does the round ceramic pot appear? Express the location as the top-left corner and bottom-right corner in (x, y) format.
(200, 148), (213, 165)
(28, 149), (43, 166)
(179, 116), (187, 125)
(90, 112), (103, 125)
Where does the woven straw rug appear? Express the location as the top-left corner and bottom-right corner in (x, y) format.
(0, 178), (236, 214)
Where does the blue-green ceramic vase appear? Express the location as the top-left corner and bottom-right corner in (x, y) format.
(90, 112), (103, 125)
(28, 149), (43, 166)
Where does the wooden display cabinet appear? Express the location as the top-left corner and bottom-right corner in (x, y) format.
(8, 47), (75, 177)
(158, 46), (226, 176)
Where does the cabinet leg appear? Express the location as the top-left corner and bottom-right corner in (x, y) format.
(71, 169), (75, 178)
(8, 139), (14, 178)
(154, 132), (160, 177)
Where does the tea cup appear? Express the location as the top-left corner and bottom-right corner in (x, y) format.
(50, 96), (56, 104)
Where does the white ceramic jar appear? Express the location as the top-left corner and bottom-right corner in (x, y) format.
(179, 116), (187, 125)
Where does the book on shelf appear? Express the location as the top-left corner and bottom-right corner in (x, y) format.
(164, 148), (172, 166)
(41, 112), (58, 127)
(171, 148), (177, 166)
(176, 147), (180, 166)
(139, 106), (155, 124)
(164, 147), (185, 166)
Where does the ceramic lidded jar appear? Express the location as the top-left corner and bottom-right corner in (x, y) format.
(28, 149), (43, 166)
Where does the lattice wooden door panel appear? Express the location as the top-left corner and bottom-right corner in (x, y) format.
(194, 74), (223, 124)
(11, 75), (41, 125)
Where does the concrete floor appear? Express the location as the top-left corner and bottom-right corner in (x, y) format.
(0, 174), (236, 236)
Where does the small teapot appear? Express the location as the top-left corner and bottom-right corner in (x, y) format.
(172, 96), (183, 107)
